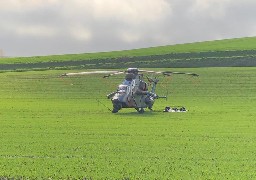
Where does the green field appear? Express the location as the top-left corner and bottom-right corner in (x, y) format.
(1, 67), (256, 179)
(1, 36), (256, 64)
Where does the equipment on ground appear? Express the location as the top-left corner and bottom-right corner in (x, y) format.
(163, 106), (187, 112)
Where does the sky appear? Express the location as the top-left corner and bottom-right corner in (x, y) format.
(1, 0), (256, 57)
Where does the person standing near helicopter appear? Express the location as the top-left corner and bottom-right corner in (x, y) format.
(135, 80), (156, 110)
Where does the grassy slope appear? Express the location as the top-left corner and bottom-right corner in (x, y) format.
(1, 36), (256, 64)
(0, 67), (256, 178)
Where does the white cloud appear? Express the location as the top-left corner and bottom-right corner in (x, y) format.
(15, 25), (58, 37)
(0, 0), (59, 11)
(119, 31), (141, 43)
(57, 0), (172, 45)
(69, 26), (92, 42)
(61, 0), (172, 25)
(1, 0), (256, 56)
(191, 0), (232, 18)
(90, 0), (171, 24)
(194, 0), (231, 9)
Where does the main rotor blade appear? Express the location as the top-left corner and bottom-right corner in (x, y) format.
(61, 69), (199, 77)
(103, 71), (125, 78)
(139, 70), (164, 74)
(61, 71), (120, 77)
(162, 71), (199, 77)
(139, 70), (199, 76)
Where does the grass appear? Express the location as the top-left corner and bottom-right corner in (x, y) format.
(0, 67), (256, 179)
(1, 36), (256, 64)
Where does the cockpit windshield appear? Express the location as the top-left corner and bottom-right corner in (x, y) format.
(117, 85), (128, 93)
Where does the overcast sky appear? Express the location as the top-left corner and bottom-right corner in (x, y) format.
(1, 0), (256, 57)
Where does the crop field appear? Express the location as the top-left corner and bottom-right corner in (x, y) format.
(1, 37), (256, 65)
(0, 67), (256, 179)
(1, 50), (256, 71)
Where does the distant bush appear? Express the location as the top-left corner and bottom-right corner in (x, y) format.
(0, 50), (255, 71)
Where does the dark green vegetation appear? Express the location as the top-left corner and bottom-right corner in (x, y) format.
(1, 67), (256, 179)
(1, 37), (256, 70)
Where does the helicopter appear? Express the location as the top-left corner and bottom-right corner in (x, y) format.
(62, 68), (199, 113)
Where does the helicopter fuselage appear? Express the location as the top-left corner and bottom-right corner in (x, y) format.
(62, 67), (197, 113)
(108, 73), (156, 113)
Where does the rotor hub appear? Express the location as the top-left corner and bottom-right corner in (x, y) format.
(127, 68), (139, 74)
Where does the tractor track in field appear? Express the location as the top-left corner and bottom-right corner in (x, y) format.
(1, 50), (256, 71)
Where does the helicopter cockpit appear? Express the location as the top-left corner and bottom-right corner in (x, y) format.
(117, 85), (129, 93)
(115, 84), (131, 103)
(122, 73), (135, 85)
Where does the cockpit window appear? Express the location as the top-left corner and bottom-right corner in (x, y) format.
(117, 85), (128, 92)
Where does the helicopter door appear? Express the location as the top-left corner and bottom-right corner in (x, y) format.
(131, 78), (139, 95)
(116, 85), (130, 103)
(131, 78), (146, 108)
